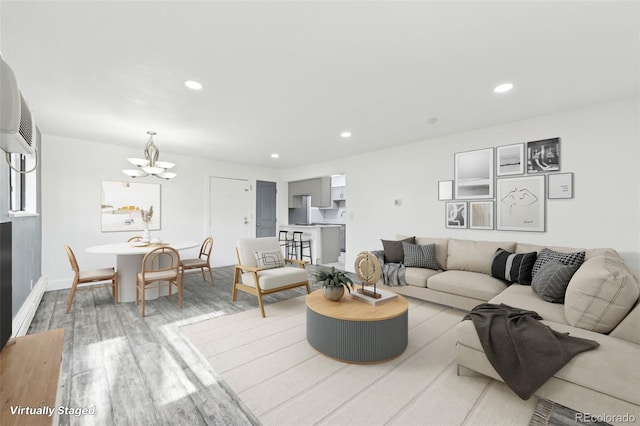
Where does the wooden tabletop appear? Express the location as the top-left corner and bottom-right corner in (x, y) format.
(306, 289), (407, 321)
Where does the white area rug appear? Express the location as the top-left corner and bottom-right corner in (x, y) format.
(180, 295), (538, 426)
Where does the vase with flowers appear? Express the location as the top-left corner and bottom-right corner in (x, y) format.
(140, 205), (153, 243)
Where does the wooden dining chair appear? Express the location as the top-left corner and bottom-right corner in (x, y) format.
(64, 245), (118, 314)
(128, 235), (144, 242)
(135, 246), (182, 317)
(180, 236), (215, 285)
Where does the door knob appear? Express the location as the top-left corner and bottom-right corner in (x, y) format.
(244, 217), (249, 224)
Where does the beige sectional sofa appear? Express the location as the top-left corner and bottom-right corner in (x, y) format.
(378, 236), (640, 422)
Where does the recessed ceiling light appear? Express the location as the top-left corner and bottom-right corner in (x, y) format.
(494, 83), (514, 93)
(340, 131), (352, 138)
(184, 80), (203, 90)
(271, 153), (279, 158)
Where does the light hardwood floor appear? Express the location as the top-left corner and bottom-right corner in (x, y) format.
(27, 266), (312, 426)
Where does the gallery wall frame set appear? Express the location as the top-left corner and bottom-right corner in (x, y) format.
(438, 180), (453, 201)
(454, 148), (494, 200)
(445, 202), (467, 229)
(548, 172), (573, 199)
(526, 137), (560, 174)
(496, 175), (545, 232)
(469, 201), (494, 230)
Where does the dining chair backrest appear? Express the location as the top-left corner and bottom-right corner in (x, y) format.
(65, 245), (80, 274)
(141, 246), (180, 276)
(199, 237), (214, 260)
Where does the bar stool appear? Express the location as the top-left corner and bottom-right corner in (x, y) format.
(278, 230), (293, 258)
(292, 231), (313, 264)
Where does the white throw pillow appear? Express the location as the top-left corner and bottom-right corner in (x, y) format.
(253, 249), (285, 269)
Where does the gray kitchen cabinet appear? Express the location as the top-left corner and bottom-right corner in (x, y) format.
(288, 177), (331, 208)
(331, 186), (347, 201)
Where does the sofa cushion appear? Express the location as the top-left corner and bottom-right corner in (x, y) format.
(456, 319), (640, 406)
(402, 242), (438, 270)
(564, 250), (640, 333)
(447, 239), (516, 275)
(531, 260), (580, 303)
(413, 237), (449, 270)
(381, 236), (415, 263)
(489, 284), (567, 324)
(427, 270), (508, 301)
(404, 267), (441, 288)
(531, 248), (585, 278)
(490, 248), (537, 285)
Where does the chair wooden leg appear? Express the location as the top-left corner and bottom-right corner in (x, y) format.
(305, 283), (311, 294)
(141, 284), (146, 317)
(65, 277), (80, 314)
(232, 268), (240, 301)
(256, 292), (266, 318)
(201, 267), (206, 282)
(178, 278), (183, 309)
(207, 266), (215, 286)
(135, 277), (140, 306)
(113, 273), (119, 304)
(168, 280), (173, 299)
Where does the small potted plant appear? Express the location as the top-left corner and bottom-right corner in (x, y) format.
(315, 266), (354, 301)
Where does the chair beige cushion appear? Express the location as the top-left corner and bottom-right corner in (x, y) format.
(181, 258), (207, 267)
(138, 270), (179, 282)
(241, 267), (309, 291)
(564, 250), (639, 333)
(79, 268), (115, 280)
(427, 270), (508, 301)
(447, 239), (516, 275)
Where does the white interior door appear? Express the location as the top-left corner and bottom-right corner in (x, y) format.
(209, 177), (251, 266)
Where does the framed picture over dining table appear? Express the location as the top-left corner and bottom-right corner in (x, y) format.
(101, 181), (161, 232)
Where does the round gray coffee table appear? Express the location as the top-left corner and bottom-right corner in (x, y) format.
(306, 289), (408, 364)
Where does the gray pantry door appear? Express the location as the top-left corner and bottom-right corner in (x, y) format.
(256, 180), (277, 237)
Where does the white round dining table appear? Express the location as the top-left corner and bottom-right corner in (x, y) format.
(86, 241), (199, 303)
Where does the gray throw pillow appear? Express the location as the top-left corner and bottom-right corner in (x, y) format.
(402, 242), (438, 270)
(381, 237), (415, 263)
(532, 248), (585, 278)
(531, 260), (580, 303)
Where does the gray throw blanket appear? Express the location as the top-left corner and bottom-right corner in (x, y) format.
(463, 303), (600, 400)
(371, 250), (406, 286)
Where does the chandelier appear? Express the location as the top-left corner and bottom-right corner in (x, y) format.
(122, 131), (177, 180)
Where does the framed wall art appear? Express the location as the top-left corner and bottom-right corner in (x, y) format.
(445, 202), (467, 229)
(438, 180), (453, 200)
(548, 172), (573, 199)
(527, 137), (560, 173)
(101, 181), (161, 232)
(496, 143), (524, 176)
(469, 201), (494, 230)
(454, 148), (494, 199)
(496, 175), (545, 232)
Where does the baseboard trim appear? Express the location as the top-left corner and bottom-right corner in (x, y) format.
(12, 276), (47, 337)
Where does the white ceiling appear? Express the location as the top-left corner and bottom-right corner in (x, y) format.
(1, 1), (638, 168)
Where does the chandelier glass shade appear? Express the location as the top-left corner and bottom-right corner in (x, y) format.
(123, 131), (177, 179)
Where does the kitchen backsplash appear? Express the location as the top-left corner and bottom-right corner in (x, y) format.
(310, 205), (346, 223)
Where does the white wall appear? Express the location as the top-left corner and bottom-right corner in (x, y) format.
(42, 135), (281, 289)
(280, 97), (640, 273)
